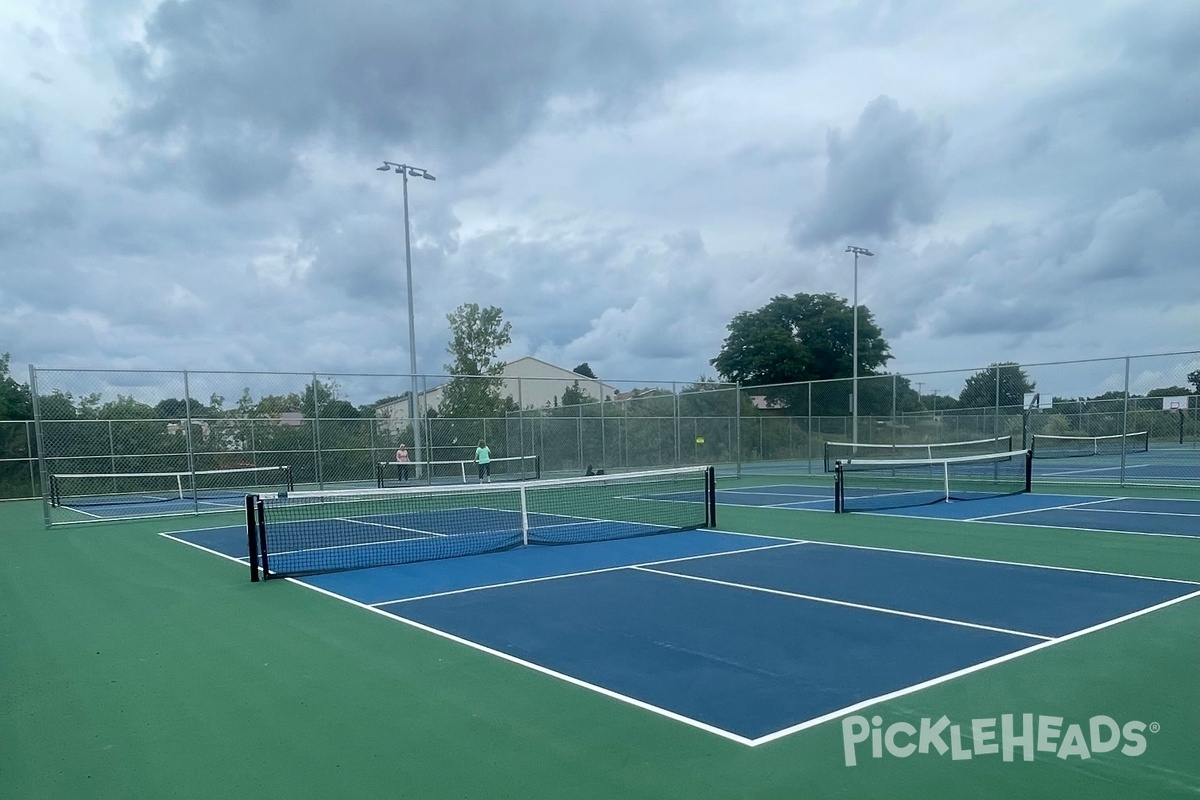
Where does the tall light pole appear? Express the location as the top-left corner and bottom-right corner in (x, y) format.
(845, 245), (874, 446)
(378, 161), (436, 471)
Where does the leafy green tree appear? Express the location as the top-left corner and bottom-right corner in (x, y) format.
(0, 355), (34, 496)
(711, 293), (890, 387)
(0, 354), (32, 421)
(958, 363), (1035, 410)
(561, 381), (595, 406)
(1188, 370), (1200, 393)
(97, 395), (157, 419)
(35, 389), (78, 420)
(439, 303), (516, 419)
(1147, 386), (1191, 398)
(573, 363), (598, 379)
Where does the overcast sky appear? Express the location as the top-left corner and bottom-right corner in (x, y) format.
(2, 0), (1198, 402)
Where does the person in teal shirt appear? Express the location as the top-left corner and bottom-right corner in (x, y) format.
(475, 440), (492, 482)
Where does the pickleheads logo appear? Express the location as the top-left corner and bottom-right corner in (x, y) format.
(842, 714), (1157, 767)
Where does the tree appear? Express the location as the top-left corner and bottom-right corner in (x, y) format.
(561, 381), (596, 407)
(439, 303), (516, 419)
(573, 363), (598, 379)
(1187, 370), (1200, 394)
(1147, 386), (1191, 398)
(958, 363), (1035, 410)
(0, 355), (33, 496)
(711, 293), (890, 386)
(0, 354), (32, 421)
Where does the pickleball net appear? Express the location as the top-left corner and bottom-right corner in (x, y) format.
(246, 465), (716, 580)
(823, 435), (1013, 473)
(834, 450), (1032, 513)
(1031, 431), (1149, 459)
(50, 465), (293, 509)
(375, 454), (540, 487)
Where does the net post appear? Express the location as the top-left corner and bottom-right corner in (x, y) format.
(706, 466), (717, 528)
(246, 494), (260, 583)
(519, 484), (530, 546)
(834, 463), (844, 513)
(1024, 449), (1033, 493)
(256, 498), (270, 578)
(535, 454), (541, 481)
(376, 462), (385, 489)
(285, 465), (294, 492)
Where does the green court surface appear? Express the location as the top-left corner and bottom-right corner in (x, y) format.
(2, 477), (1198, 800)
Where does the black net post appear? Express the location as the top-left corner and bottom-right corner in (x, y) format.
(1024, 449), (1033, 493)
(834, 463), (844, 513)
(257, 498), (270, 578)
(246, 494), (260, 583)
(700, 465), (710, 527)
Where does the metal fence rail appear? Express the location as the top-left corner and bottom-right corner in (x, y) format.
(18, 351), (1200, 522)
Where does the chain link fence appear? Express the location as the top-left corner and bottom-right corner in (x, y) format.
(17, 350), (1200, 523)
(0, 420), (37, 500)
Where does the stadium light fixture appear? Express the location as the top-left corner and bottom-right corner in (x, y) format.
(845, 245), (874, 447)
(378, 160), (437, 473)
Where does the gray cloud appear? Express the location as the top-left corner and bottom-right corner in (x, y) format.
(2, 0), (1197, 394)
(110, 0), (752, 201)
(789, 96), (949, 247)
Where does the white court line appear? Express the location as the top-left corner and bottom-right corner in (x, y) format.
(970, 518), (1200, 541)
(968, 496), (1127, 521)
(631, 566), (1051, 641)
(158, 530), (251, 569)
(764, 499), (834, 510)
(748, 589), (1200, 746)
(1040, 463), (1150, 477)
(1060, 508), (1200, 519)
(335, 516), (451, 537)
(804, 537), (1200, 585)
(374, 540), (810, 606)
(719, 489), (828, 500)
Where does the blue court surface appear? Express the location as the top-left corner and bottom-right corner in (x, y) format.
(166, 523), (1200, 745)
(714, 484), (1200, 537)
(66, 495), (247, 518)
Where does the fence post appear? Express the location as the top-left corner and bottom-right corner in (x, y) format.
(1120, 357), (1130, 485)
(600, 390), (606, 469)
(25, 420), (36, 499)
(735, 383), (742, 477)
(674, 382), (681, 466)
(892, 374), (898, 445)
(311, 373), (324, 489)
(994, 365), (1001, 438)
(29, 366), (51, 527)
(807, 382), (813, 474)
(183, 370), (199, 513)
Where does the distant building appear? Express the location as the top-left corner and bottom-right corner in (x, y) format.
(750, 395), (787, 412)
(376, 357), (617, 431)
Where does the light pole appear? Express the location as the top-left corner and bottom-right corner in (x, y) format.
(845, 245), (874, 446)
(377, 161), (436, 472)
